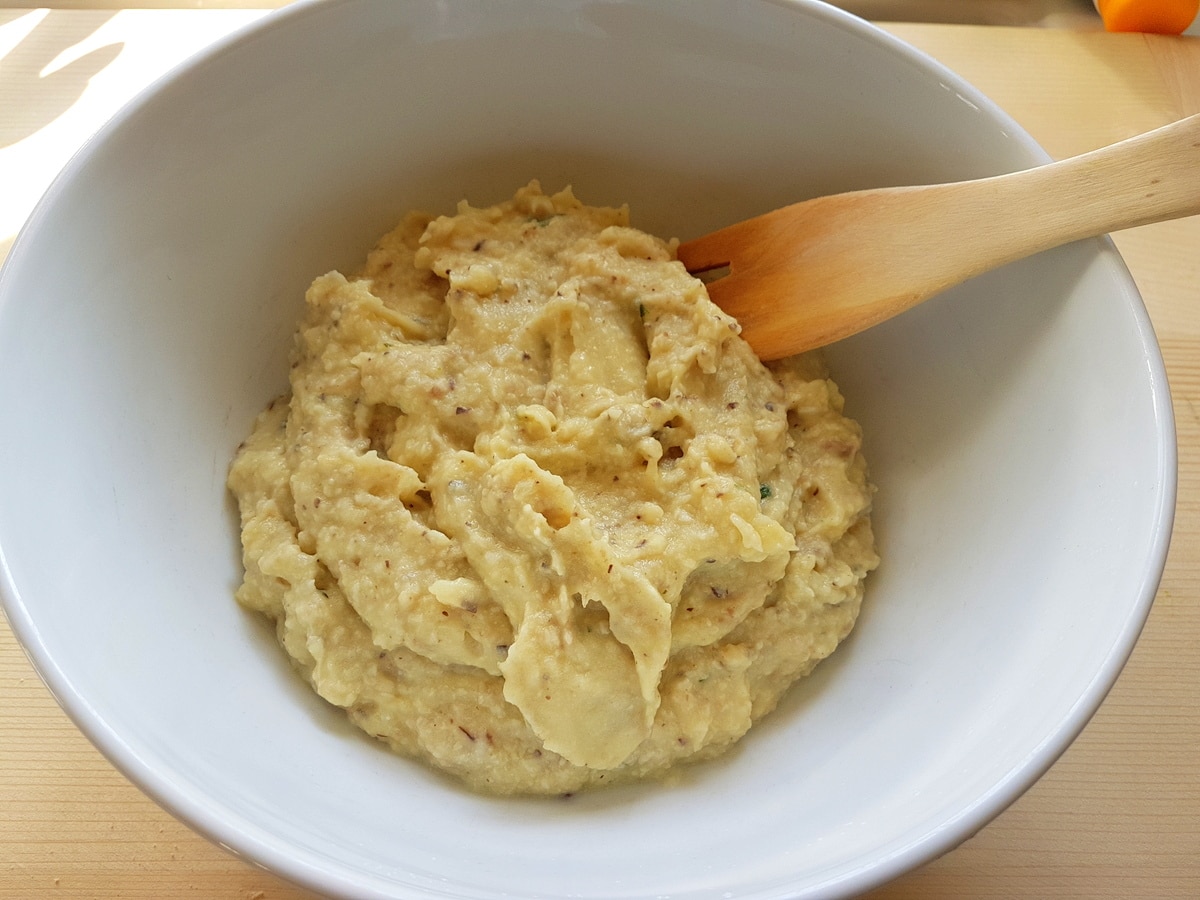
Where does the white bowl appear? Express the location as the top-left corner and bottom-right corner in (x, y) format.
(0, 1), (1175, 897)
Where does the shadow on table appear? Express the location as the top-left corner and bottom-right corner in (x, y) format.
(0, 10), (123, 149)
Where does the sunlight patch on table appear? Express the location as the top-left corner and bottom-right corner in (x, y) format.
(0, 9), (271, 270)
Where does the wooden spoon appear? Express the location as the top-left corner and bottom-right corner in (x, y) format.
(677, 113), (1200, 361)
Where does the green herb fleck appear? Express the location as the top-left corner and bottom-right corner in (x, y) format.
(638, 303), (647, 318)
(759, 483), (772, 500)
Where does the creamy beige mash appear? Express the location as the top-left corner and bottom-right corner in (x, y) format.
(228, 182), (877, 795)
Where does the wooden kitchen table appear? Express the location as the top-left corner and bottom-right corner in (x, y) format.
(1, 6), (1197, 898)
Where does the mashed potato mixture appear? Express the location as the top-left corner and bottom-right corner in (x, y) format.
(228, 182), (877, 795)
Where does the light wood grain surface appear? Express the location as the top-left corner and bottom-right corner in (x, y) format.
(1, 7), (1197, 899)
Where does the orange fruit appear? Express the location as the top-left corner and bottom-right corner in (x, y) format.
(1095, 0), (1199, 33)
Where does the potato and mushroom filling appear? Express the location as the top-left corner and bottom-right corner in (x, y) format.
(229, 182), (877, 794)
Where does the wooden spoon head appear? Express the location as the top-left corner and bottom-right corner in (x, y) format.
(677, 192), (925, 360)
(701, 264), (921, 361)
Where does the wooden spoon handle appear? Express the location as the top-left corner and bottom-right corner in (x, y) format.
(929, 112), (1200, 278)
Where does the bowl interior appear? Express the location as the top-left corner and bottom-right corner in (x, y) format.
(0, 1), (1173, 898)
